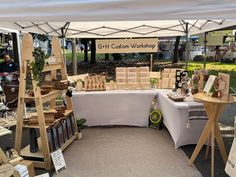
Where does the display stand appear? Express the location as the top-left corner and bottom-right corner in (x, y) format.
(188, 93), (236, 177)
(14, 34), (78, 170)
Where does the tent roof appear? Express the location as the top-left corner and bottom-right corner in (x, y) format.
(0, 1), (236, 38)
(1, 0), (236, 21)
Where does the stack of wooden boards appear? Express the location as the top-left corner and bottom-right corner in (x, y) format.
(116, 67), (150, 90)
(160, 68), (177, 89)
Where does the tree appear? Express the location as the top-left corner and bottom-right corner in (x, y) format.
(105, 53), (109, 61)
(90, 39), (96, 64)
(173, 36), (180, 63)
(81, 39), (88, 63)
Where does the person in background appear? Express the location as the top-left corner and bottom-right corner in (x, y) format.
(0, 54), (19, 83)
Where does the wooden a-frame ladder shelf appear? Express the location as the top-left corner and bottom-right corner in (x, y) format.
(15, 34), (78, 170)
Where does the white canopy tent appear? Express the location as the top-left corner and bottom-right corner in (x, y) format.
(0, 0), (236, 38)
(0, 0), (236, 69)
(0, 20), (236, 38)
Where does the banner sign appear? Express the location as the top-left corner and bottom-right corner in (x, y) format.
(96, 38), (158, 53)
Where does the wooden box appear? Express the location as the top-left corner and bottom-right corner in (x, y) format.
(140, 83), (150, 90)
(162, 73), (169, 78)
(127, 67), (138, 72)
(116, 67), (126, 72)
(163, 68), (171, 73)
(139, 67), (149, 72)
(116, 84), (126, 90)
(15, 160), (35, 177)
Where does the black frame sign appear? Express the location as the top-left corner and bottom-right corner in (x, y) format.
(96, 38), (158, 53)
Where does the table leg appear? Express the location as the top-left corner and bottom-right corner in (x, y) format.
(211, 119), (215, 177)
(188, 120), (212, 165)
(205, 134), (211, 160)
(215, 124), (227, 163)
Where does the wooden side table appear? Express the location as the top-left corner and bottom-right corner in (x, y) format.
(188, 93), (236, 177)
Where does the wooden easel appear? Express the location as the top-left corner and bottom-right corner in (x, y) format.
(14, 34), (78, 170)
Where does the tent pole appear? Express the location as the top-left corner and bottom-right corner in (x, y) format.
(203, 32), (207, 68)
(185, 23), (189, 70)
(150, 54), (153, 71)
(72, 38), (77, 75)
(61, 28), (67, 73)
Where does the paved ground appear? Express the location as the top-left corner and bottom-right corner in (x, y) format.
(0, 103), (235, 177)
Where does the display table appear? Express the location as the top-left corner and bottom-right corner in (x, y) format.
(157, 90), (207, 148)
(72, 90), (157, 127)
(188, 93), (236, 177)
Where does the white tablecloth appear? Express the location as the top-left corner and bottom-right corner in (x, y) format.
(157, 89), (207, 148)
(72, 89), (207, 148)
(72, 90), (157, 127)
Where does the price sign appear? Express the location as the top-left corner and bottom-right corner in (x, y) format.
(51, 149), (66, 173)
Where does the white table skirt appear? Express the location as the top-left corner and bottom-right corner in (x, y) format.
(157, 89), (207, 148)
(72, 90), (157, 127)
(72, 89), (207, 148)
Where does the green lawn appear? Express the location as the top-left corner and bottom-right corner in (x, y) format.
(187, 61), (236, 90)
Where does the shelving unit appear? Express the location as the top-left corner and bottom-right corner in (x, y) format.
(14, 34), (78, 170)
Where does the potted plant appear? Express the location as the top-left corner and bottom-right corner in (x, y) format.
(30, 47), (48, 86)
(150, 78), (158, 89)
(77, 118), (87, 139)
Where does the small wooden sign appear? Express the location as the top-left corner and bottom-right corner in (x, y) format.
(218, 73), (230, 101)
(203, 75), (216, 93)
(51, 149), (66, 173)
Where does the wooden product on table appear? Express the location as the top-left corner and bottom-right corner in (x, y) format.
(84, 74), (106, 91)
(189, 93), (236, 177)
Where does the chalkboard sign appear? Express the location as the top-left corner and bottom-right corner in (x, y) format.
(51, 149), (66, 173)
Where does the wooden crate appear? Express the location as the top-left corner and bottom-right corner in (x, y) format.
(140, 77), (150, 83)
(116, 72), (126, 78)
(162, 73), (169, 78)
(140, 83), (150, 90)
(127, 67), (138, 72)
(116, 83), (126, 90)
(163, 68), (171, 73)
(169, 78), (176, 89)
(126, 83), (140, 90)
(139, 67), (149, 72)
(161, 78), (169, 88)
(149, 72), (161, 79)
(116, 67), (126, 72)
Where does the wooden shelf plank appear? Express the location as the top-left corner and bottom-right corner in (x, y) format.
(43, 63), (61, 72)
(20, 134), (77, 158)
(61, 135), (77, 151)
(20, 138), (44, 158)
(23, 110), (73, 129)
(24, 90), (66, 103)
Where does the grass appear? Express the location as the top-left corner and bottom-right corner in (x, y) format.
(187, 61), (236, 90)
(65, 52), (236, 91)
(66, 52), (107, 61)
